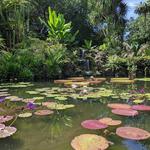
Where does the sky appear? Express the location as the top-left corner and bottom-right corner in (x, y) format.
(125, 0), (145, 19)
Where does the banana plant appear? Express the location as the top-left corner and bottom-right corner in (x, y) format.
(40, 7), (78, 44)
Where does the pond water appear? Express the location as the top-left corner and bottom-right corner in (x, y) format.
(0, 80), (150, 150)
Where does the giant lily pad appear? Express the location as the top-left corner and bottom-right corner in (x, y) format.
(89, 80), (102, 85)
(71, 134), (109, 150)
(54, 80), (73, 84)
(68, 77), (85, 81)
(112, 109), (138, 116)
(18, 112), (32, 118)
(81, 120), (108, 130)
(64, 82), (89, 87)
(116, 127), (150, 140)
(0, 116), (13, 123)
(110, 78), (134, 84)
(34, 110), (54, 116)
(132, 105), (150, 111)
(107, 103), (131, 110)
(0, 126), (17, 138)
(99, 117), (122, 126)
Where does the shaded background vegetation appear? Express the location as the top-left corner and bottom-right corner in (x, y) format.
(0, 0), (150, 81)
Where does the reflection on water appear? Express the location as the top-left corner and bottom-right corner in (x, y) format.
(0, 81), (150, 150)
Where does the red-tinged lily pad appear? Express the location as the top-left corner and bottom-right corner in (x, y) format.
(42, 102), (54, 107)
(0, 116), (13, 123)
(99, 117), (122, 126)
(71, 134), (109, 150)
(0, 126), (17, 138)
(81, 120), (108, 130)
(34, 110), (54, 116)
(112, 109), (138, 116)
(107, 103), (131, 110)
(132, 105), (150, 111)
(0, 124), (5, 130)
(116, 127), (150, 140)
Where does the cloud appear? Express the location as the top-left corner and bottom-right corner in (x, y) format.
(128, 2), (139, 8)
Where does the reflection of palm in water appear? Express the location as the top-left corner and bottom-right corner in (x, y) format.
(39, 112), (73, 142)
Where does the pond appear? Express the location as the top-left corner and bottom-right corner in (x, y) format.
(0, 79), (150, 150)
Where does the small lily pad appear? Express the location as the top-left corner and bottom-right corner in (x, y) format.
(133, 99), (144, 104)
(43, 102), (75, 110)
(22, 99), (36, 103)
(18, 112), (32, 118)
(32, 97), (44, 100)
(81, 120), (108, 130)
(54, 97), (68, 101)
(116, 127), (150, 140)
(26, 91), (40, 95)
(71, 134), (109, 150)
(34, 110), (54, 116)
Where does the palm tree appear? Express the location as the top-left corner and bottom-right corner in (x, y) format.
(135, 0), (150, 25)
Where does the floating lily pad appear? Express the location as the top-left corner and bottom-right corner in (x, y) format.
(10, 98), (23, 102)
(133, 100), (144, 104)
(34, 110), (54, 116)
(81, 120), (108, 130)
(0, 126), (17, 138)
(18, 112), (32, 118)
(0, 124), (5, 130)
(89, 81), (102, 85)
(132, 105), (150, 111)
(32, 97), (44, 100)
(54, 80), (73, 84)
(0, 116), (13, 123)
(54, 96), (68, 101)
(0, 89), (8, 92)
(112, 109), (138, 116)
(99, 117), (122, 126)
(135, 78), (150, 82)
(68, 77), (85, 81)
(22, 99), (36, 103)
(116, 127), (150, 140)
(107, 103), (131, 110)
(71, 134), (109, 150)
(110, 78), (134, 84)
(43, 102), (75, 110)
(26, 91), (39, 95)
(64, 82), (89, 87)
